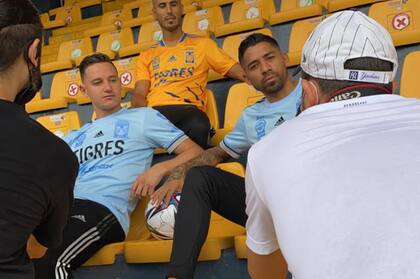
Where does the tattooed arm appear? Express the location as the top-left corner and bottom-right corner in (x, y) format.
(150, 146), (230, 206)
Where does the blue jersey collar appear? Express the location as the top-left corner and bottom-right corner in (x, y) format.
(159, 33), (188, 47)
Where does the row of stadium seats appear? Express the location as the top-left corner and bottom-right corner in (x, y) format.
(31, 86), (219, 139)
(30, 48), (420, 141)
(42, 0), (394, 33)
(39, 0), (380, 52)
(27, 162), (246, 266)
(40, 0), (420, 74)
(40, 0), (198, 32)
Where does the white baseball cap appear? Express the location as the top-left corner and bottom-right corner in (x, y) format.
(301, 10), (398, 84)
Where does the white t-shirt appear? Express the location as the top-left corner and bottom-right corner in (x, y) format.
(246, 95), (420, 279)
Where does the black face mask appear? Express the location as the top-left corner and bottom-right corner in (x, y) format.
(14, 41), (42, 105)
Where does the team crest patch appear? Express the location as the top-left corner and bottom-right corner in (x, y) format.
(152, 57), (160, 70)
(185, 49), (195, 64)
(255, 117), (267, 140)
(114, 120), (130, 139)
(168, 55), (177, 62)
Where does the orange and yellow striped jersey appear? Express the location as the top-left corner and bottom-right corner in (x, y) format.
(136, 33), (237, 110)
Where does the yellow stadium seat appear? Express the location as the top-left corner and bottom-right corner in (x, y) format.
(53, 5), (82, 26)
(26, 69), (81, 112)
(119, 21), (162, 57)
(400, 51), (420, 99)
(287, 15), (323, 67)
(214, 0), (275, 37)
(51, 17), (102, 37)
(206, 89), (220, 130)
(48, 31), (85, 45)
(102, 0), (125, 13)
(51, 69), (81, 104)
(223, 28), (273, 62)
(211, 82), (264, 145)
(40, 12), (66, 30)
(41, 44), (60, 57)
(201, 0), (237, 9)
(269, 0), (324, 25)
(36, 111), (81, 138)
(182, 0), (202, 12)
(233, 234), (247, 258)
(182, 6), (224, 37)
(136, 20), (162, 46)
(113, 56), (138, 96)
(123, 0), (149, 11)
(325, 0), (385, 12)
(41, 38), (93, 74)
(64, 0), (101, 8)
(123, 3), (155, 28)
(84, 9), (133, 38)
(224, 82), (264, 129)
(368, 0), (420, 47)
(220, 83), (262, 142)
(25, 91), (68, 114)
(96, 28), (135, 60)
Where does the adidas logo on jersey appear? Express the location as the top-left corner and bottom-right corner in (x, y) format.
(274, 116), (285, 127)
(94, 131), (104, 138)
(168, 55), (177, 62)
(71, 214), (86, 223)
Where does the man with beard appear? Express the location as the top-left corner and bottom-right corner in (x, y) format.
(132, 0), (246, 149)
(245, 10), (420, 279)
(0, 0), (79, 278)
(146, 33), (302, 279)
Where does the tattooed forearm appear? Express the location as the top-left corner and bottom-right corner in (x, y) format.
(166, 147), (229, 181)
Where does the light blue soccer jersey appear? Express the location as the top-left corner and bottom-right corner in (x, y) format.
(64, 107), (187, 235)
(220, 80), (302, 158)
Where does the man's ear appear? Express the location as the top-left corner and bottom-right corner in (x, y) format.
(243, 74), (252, 86)
(281, 52), (289, 67)
(180, 2), (184, 14)
(391, 80), (397, 93)
(79, 83), (88, 97)
(152, 8), (157, 20)
(28, 38), (41, 67)
(301, 79), (320, 110)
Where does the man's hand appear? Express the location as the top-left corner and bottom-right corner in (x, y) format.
(151, 178), (183, 208)
(150, 147), (230, 206)
(150, 164), (186, 207)
(130, 164), (167, 198)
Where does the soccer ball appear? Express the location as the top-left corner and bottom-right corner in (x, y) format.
(145, 192), (181, 240)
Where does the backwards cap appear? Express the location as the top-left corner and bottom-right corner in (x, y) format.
(301, 10), (398, 84)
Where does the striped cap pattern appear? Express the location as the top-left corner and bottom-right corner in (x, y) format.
(301, 11), (398, 84)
